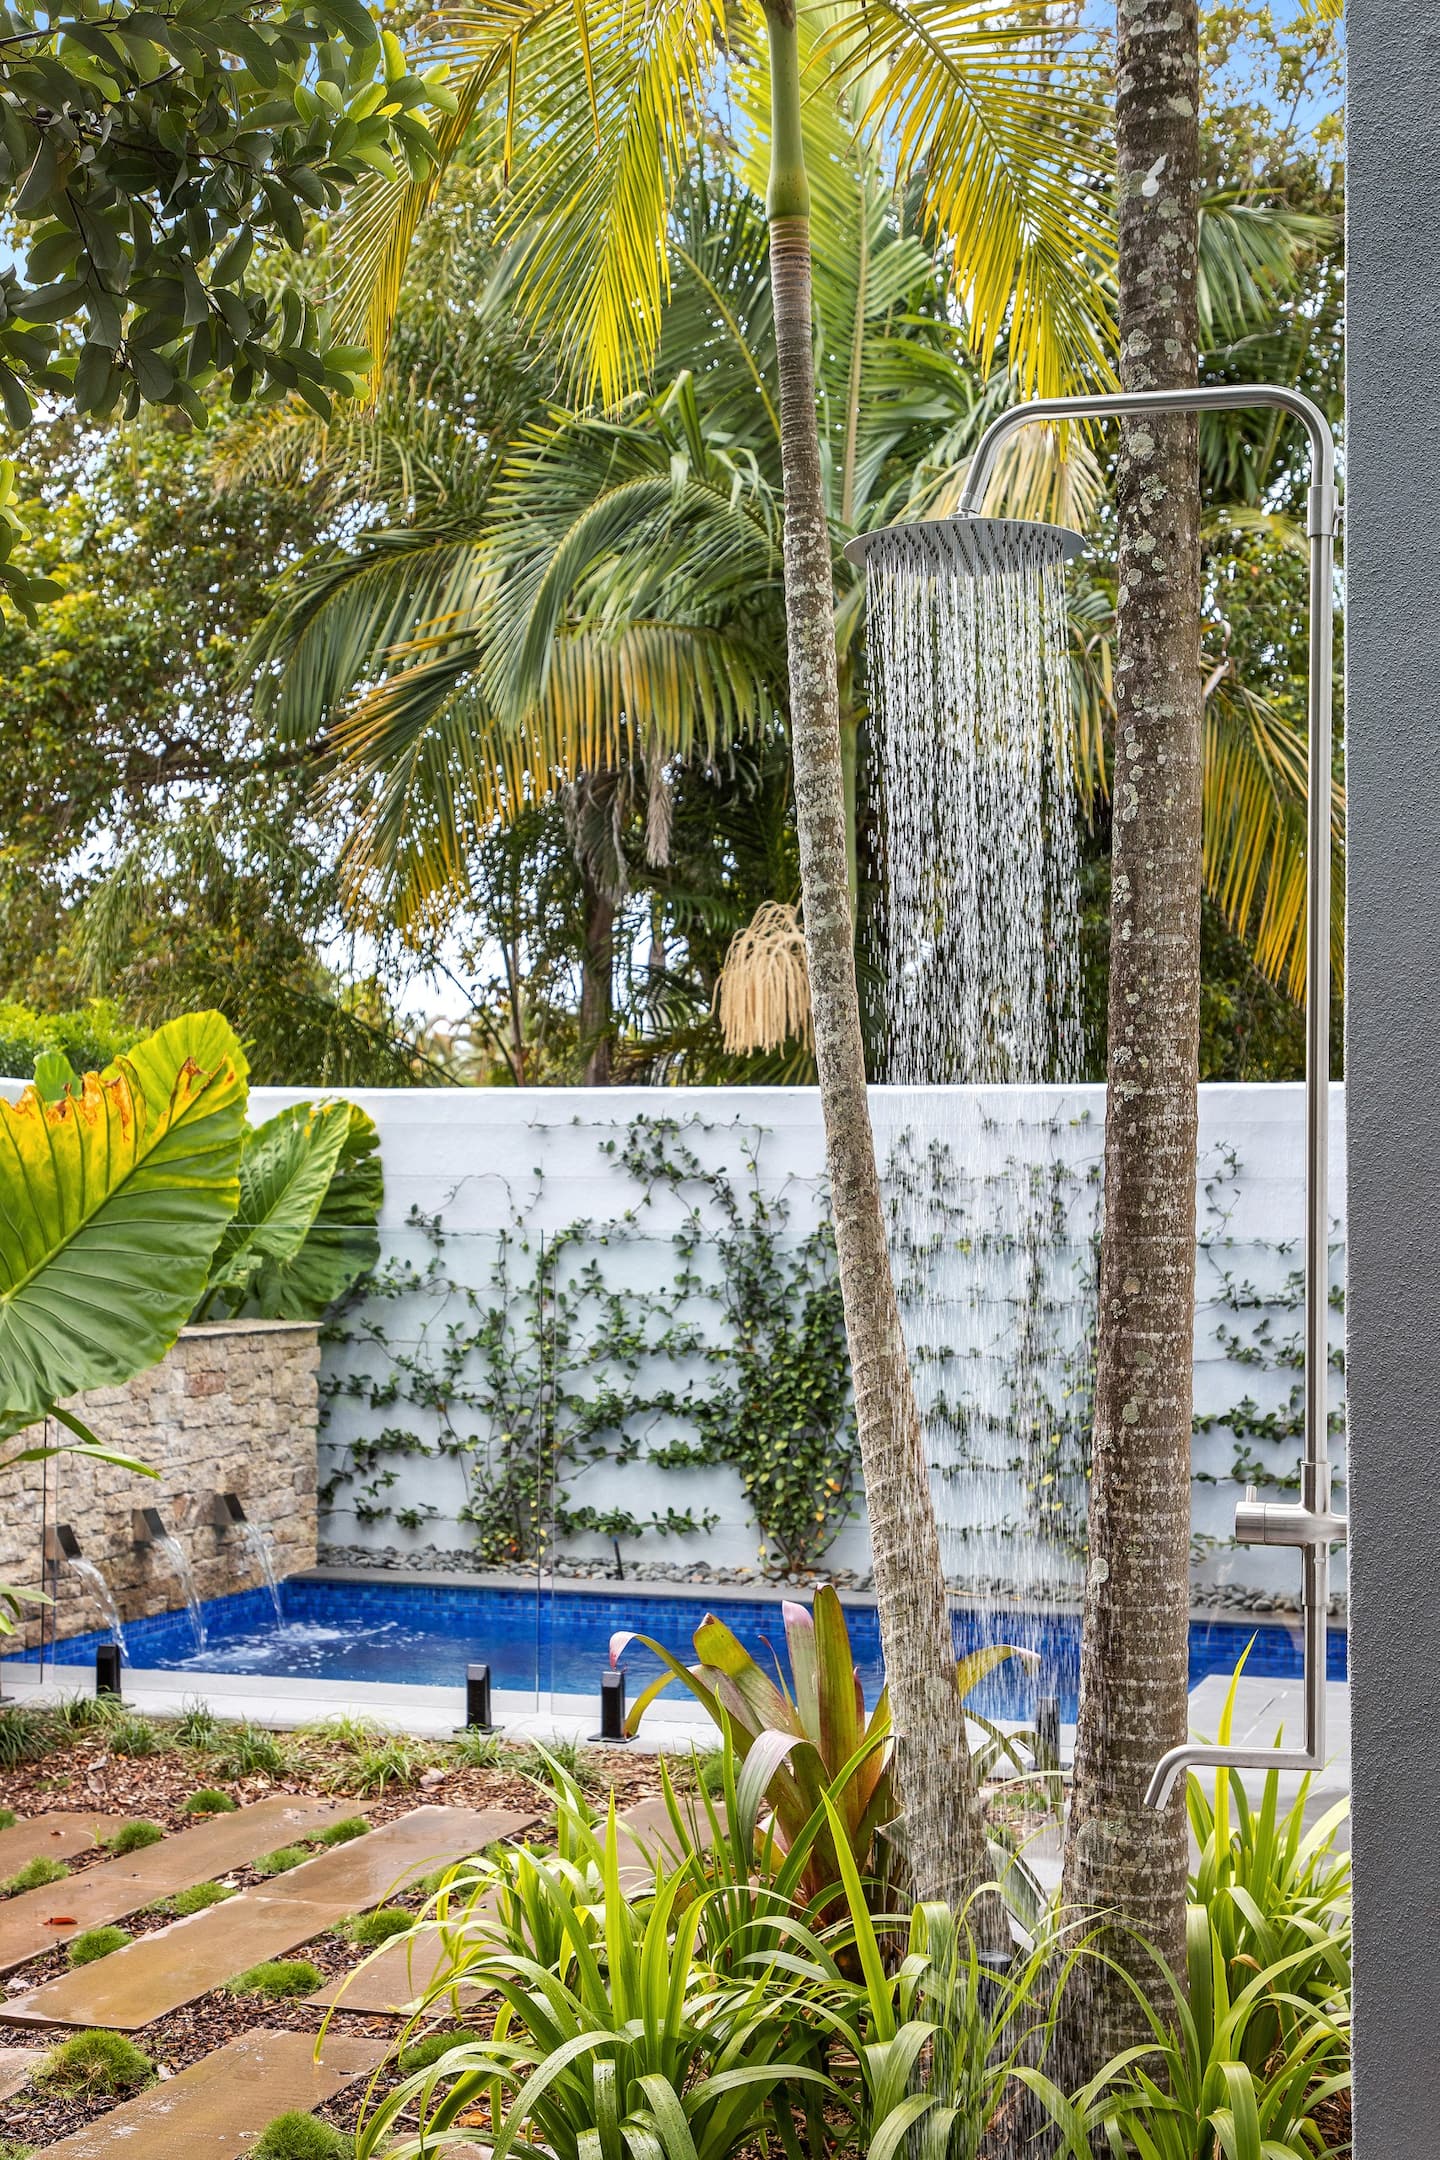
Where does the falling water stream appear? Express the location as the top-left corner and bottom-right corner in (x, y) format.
(155, 1532), (207, 1651)
(65, 1557), (128, 1664)
(865, 522), (1089, 1611)
(239, 1521), (285, 1624)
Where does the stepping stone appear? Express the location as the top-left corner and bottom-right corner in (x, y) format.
(28, 2026), (384, 2159)
(0, 1798), (359, 1976)
(314, 1794), (707, 2015)
(0, 2042), (42, 2100)
(2, 1806), (534, 2032)
(0, 1818), (109, 1878)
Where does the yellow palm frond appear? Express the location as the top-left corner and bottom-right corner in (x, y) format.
(821, 0), (1117, 398)
(329, 614), (773, 925)
(1202, 671), (1344, 998)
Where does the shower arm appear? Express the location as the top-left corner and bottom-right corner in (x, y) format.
(958, 384), (1341, 1810)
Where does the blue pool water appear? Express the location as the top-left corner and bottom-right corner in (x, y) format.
(5, 1576), (1347, 1724)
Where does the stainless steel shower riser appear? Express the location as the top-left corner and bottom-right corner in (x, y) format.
(846, 384), (1342, 1809)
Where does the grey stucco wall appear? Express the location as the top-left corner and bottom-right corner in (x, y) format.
(1345, 9), (1440, 2151)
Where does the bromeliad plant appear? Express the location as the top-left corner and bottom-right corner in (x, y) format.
(612, 1586), (1032, 1911)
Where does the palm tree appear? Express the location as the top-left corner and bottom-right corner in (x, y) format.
(1057, 0), (1204, 2060)
(284, 0), (1113, 1917)
(222, 0), (1329, 1926)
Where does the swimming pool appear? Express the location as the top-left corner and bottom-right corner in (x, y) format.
(5, 1574), (1346, 1724)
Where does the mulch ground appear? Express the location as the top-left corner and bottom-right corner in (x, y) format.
(0, 1722), (664, 2149)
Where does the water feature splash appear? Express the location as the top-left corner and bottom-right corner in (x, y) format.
(65, 1556), (129, 1664)
(154, 1532), (207, 1652)
(239, 1521), (285, 1624)
(862, 519), (1089, 1616)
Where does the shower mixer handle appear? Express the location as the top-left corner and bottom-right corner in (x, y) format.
(1235, 1484), (1348, 1550)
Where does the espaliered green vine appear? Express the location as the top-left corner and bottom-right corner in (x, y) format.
(320, 1114), (857, 1572)
(320, 1110), (1347, 1595)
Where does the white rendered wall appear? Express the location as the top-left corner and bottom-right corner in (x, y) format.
(241, 1082), (1346, 1603)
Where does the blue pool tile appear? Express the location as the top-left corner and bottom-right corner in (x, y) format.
(3, 1576), (1345, 1726)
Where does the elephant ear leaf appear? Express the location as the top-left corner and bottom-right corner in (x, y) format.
(252, 1103), (382, 1319)
(32, 1049), (76, 1104)
(202, 1100), (354, 1314)
(0, 1010), (248, 1440)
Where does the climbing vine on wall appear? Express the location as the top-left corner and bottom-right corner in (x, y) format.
(320, 1115), (858, 1571)
(320, 1110), (1347, 1591)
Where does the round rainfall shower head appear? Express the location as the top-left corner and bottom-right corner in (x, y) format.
(842, 513), (1086, 574)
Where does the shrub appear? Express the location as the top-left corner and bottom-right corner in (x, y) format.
(182, 1788), (236, 1816)
(254, 1845), (310, 1878)
(301, 1713), (383, 1755)
(315, 1816), (369, 1848)
(0, 998), (140, 1083)
(107, 1715), (162, 1758)
(2, 1856), (69, 1896)
(52, 1694), (124, 1732)
(34, 2030), (154, 2097)
(252, 2113), (353, 2160)
(343, 1739), (424, 1796)
(173, 1880), (236, 1916)
(228, 1959), (325, 2001)
(0, 1807), (15, 1830)
(107, 1820), (165, 1855)
(67, 1925), (132, 1967)
(0, 1708), (52, 1769)
(396, 2027), (486, 2076)
(448, 1728), (502, 1770)
(173, 1699), (219, 1748)
(342, 1906), (412, 1948)
(205, 1722), (288, 1778)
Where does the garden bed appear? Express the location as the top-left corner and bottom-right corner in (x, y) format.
(0, 1701), (661, 2151)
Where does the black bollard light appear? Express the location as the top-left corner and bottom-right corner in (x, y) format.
(95, 1643), (122, 1699)
(591, 1667), (629, 1745)
(1033, 1694), (1061, 1772)
(461, 1662), (495, 1732)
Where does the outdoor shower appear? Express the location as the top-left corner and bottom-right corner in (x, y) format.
(846, 383), (1343, 1808)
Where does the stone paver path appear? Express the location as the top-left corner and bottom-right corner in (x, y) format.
(0, 2042), (41, 2101)
(1, 1806), (534, 2031)
(0, 1818), (108, 1878)
(29, 2028), (385, 2159)
(0, 1798), (359, 1975)
(313, 1794), (704, 2015)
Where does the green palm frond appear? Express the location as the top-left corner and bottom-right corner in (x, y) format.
(821, 0), (1116, 398)
(244, 522), (489, 740)
(662, 170), (779, 445)
(1198, 194), (1335, 349)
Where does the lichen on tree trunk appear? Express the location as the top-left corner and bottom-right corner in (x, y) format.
(762, 0), (998, 1933)
(1059, 0), (1203, 2058)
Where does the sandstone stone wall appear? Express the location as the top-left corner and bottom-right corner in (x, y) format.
(1, 1320), (320, 1653)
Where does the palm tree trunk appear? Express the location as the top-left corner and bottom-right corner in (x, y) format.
(1060, 0), (1203, 2057)
(579, 872), (615, 1086)
(762, 0), (998, 1933)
